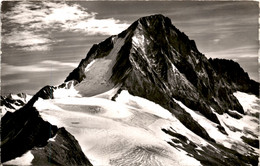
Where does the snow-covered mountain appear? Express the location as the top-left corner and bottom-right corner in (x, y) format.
(1, 14), (259, 166)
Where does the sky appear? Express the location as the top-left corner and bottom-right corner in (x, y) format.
(1, 1), (259, 95)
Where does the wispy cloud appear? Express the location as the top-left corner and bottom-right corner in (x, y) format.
(2, 1), (129, 51)
(3, 31), (52, 51)
(205, 45), (258, 59)
(2, 60), (78, 76)
(40, 60), (78, 68)
(2, 63), (54, 76)
(1, 79), (30, 86)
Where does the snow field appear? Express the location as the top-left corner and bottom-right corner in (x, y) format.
(33, 89), (203, 166)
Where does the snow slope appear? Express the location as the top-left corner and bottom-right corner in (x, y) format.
(174, 91), (259, 156)
(33, 89), (211, 166)
(74, 35), (127, 97)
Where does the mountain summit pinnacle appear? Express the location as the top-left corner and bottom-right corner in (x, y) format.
(133, 14), (199, 53)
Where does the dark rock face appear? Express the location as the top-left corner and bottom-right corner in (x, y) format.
(123, 15), (244, 117)
(27, 85), (55, 106)
(241, 136), (259, 149)
(1, 104), (92, 165)
(1, 86), (92, 165)
(209, 58), (259, 96)
(1, 93), (28, 109)
(31, 127), (93, 166)
(1, 106), (58, 163)
(1, 85), (93, 165)
(1, 96), (16, 109)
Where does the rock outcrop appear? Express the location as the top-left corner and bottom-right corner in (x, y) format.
(1, 104), (92, 166)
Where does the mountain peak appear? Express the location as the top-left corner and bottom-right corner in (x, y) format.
(131, 14), (199, 53)
(63, 14), (259, 134)
(136, 14), (169, 24)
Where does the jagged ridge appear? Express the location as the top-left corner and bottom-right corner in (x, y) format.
(1, 102), (92, 165)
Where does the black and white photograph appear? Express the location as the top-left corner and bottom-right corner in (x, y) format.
(1, 1), (259, 165)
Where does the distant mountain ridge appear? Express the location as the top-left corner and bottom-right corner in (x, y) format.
(1, 14), (259, 166)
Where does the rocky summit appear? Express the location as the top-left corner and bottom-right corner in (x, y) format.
(1, 14), (259, 166)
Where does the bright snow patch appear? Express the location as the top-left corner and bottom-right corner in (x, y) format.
(75, 58), (114, 97)
(232, 91), (259, 138)
(48, 134), (57, 142)
(4, 151), (34, 165)
(116, 90), (173, 120)
(84, 60), (96, 72)
(10, 94), (32, 103)
(233, 91), (260, 115)
(93, 86), (120, 100)
(215, 91), (259, 154)
(53, 84), (81, 98)
(132, 34), (145, 49)
(10, 94), (23, 100)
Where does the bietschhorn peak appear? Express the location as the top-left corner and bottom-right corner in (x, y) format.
(126, 14), (200, 53)
(63, 14), (258, 144)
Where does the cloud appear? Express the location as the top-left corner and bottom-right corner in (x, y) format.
(3, 31), (52, 51)
(2, 1), (129, 51)
(1, 79), (30, 86)
(71, 18), (130, 35)
(205, 45), (258, 59)
(2, 63), (55, 76)
(40, 60), (78, 68)
(213, 39), (220, 43)
(2, 60), (78, 76)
